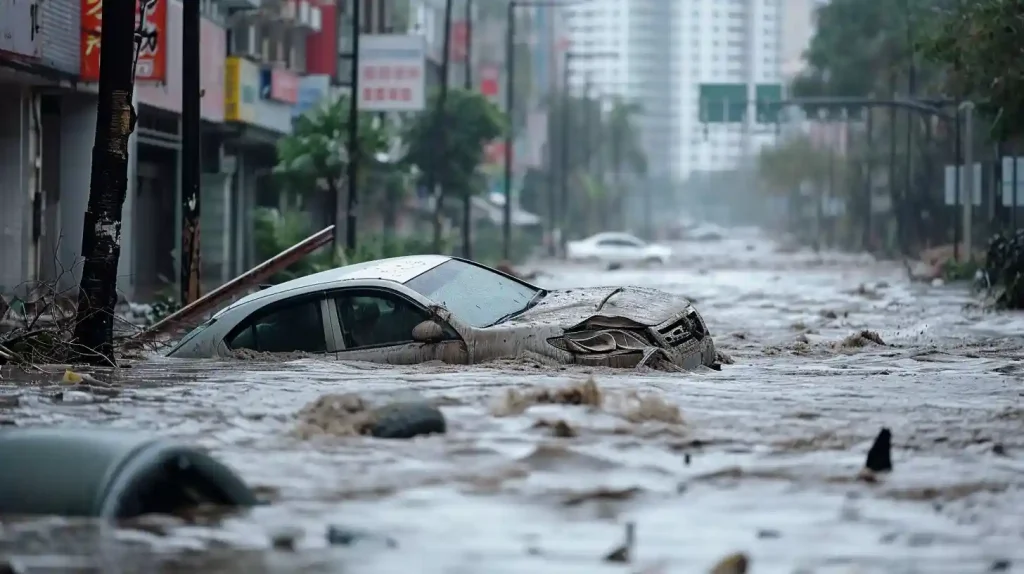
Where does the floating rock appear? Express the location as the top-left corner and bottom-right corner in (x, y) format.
(295, 395), (446, 440)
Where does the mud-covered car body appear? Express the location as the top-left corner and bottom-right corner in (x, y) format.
(167, 255), (716, 370)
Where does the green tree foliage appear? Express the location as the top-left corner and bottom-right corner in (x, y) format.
(272, 96), (392, 203)
(604, 97), (648, 180)
(792, 0), (947, 101)
(917, 0), (1024, 137)
(403, 87), (506, 199)
(757, 135), (833, 193)
(530, 93), (648, 235)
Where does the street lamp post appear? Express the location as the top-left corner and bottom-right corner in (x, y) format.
(503, 0), (588, 262)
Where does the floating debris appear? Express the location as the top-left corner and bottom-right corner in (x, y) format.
(602, 521), (635, 563)
(708, 552), (749, 574)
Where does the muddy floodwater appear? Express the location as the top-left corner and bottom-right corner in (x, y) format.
(2, 227), (1023, 573)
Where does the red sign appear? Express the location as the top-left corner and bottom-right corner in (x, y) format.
(80, 0), (168, 82)
(450, 21), (468, 61)
(270, 68), (299, 104)
(485, 141), (507, 166)
(479, 64), (498, 97)
(360, 63), (419, 104)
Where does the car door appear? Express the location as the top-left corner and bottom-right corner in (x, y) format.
(328, 288), (469, 365)
(595, 238), (628, 262)
(615, 236), (648, 262)
(221, 293), (336, 356)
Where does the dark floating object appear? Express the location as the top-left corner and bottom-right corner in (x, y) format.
(369, 401), (447, 439)
(0, 428), (258, 518)
(327, 525), (398, 548)
(603, 521), (635, 563)
(865, 427), (893, 473)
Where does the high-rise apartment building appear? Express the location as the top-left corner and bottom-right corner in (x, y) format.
(563, 0), (818, 181)
(562, 0), (680, 181)
(678, 0), (783, 178)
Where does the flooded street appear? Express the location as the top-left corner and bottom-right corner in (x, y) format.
(3, 227), (1024, 573)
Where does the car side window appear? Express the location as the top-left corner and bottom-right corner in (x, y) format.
(599, 238), (640, 248)
(334, 291), (431, 349)
(225, 298), (327, 354)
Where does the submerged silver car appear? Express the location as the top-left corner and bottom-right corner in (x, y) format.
(167, 255), (717, 370)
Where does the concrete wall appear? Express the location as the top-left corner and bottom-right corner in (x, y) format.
(0, 84), (29, 292)
(56, 93), (94, 292)
(55, 91), (137, 298)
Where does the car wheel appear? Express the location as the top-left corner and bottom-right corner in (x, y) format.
(369, 401), (447, 439)
(644, 256), (665, 266)
(0, 428), (259, 518)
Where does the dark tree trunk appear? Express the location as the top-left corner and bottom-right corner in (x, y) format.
(383, 197), (398, 238)
(327, 178), (341, 247)
(432, 192), (446, 252)
(180, 0), (202, 304)
(462, 190), (472, 260)
(72, 0), (138, 364)
(430, 0), (454, 253)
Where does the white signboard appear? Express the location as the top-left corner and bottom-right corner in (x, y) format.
(0, 0), (41, 59)
(943, 163), (982, 206)
(357, 34), (426, 112)
(1001, 156), (1024, 207)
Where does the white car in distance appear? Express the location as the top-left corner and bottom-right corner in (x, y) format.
(566, 232), (672, 266)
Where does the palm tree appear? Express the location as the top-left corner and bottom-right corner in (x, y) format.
(603, 97), (648, 231)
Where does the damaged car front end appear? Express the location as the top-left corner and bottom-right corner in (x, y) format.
(483, 285), (718, 371)
(546, 306), (715, 370)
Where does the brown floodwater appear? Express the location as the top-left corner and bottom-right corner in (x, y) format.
(1, 227), (1022, 573)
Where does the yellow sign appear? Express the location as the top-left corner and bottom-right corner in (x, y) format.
(224, 57), (258, 123)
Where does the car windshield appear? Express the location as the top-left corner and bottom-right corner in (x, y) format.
(406, 260), (540, 327)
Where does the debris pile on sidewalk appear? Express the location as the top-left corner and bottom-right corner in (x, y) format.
(983, 229), (1024, 308)
(906, 243), (985, 284)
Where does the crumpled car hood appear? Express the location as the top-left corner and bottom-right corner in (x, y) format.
(506, 286), (692, 330)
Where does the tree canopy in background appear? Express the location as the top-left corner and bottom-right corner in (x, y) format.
(402, 87), (506, 198)
(273, 95), (391, 202)
(793, 0), (1024, 138)
(917, 0), (1024, 138)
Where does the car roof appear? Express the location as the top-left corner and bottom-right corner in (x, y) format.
(215, 254), (451, 317)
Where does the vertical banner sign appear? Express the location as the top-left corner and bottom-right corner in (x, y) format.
(357, 34), (427, 112)
(449, 21), (467, 61)
(80, 0), (167, 82)
(479, 64), (499, 99)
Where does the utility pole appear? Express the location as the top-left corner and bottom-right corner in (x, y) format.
(559, 53), (570, 255)
(462, 0), (473, 259)
(464, 0), (472, 90)
(180, 0), (201, 305)
(503, 0), (575, 261)
(73, 0), (137, 363)
(961, 101), (975, 260)
(345, 0), (361, 250)
(428, 0), (454, 252)
(863, 108), (874, 251)
(502, 1), (516, 261)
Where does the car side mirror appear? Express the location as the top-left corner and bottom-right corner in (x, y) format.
(411, 319), (445, 343)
